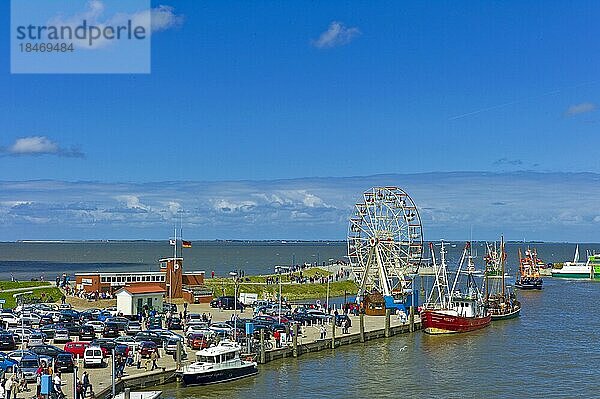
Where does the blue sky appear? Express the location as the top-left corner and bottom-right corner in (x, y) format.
(0, 1), (599, 240)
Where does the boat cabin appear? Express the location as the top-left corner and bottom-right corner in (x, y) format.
(451, 297), (483, 318)
(194, 341), (242, 367)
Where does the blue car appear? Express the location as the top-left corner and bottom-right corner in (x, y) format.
(0, 352), (18, 373)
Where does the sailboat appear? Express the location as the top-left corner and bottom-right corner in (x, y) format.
(421, 241), (491, 334)
(483, 236), (521, 320)
(515, 248), (543, 289)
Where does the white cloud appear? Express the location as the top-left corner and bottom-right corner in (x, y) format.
(3, 172), (600, 241)
(48, 1), (183, 50)
(4, 136), (84, 158)
(312, 21), (361, 49)
(136, 5), (184, 32)
(566, 102), (596, 116)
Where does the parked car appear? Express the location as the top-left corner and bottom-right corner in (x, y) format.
(102, 322), (120, 338)
(7, 350), (36, 363)
(185, 322), (210, 336)
(53, 329), (70, 343)
(54, 352), (74, 373)
(84, 321), (105, 333)
(139, 341), (158, 358)
(187, 333), (211, 350)
(0, 352), (18, 373)
(114, 336), (140, 351)
(125, 321), (141, 336)
(214, 296), (245, 310)
(63, 341), (90, 358)
(78, 325), (95, 341)
(83, 346), (104, 368)
(28, 332), (46, 346)
(0, 331), (16, 350)
(209, 322), (233, 336)
(164, 338), (183, 355)
(39, 315), (54, 326)
(18, 355), (40, 381)
(107, 317), (129, 332)
(62, 322), (82, 338)
(163, 303), (177, 313)
(147, 317), (162, 330)
(29, 344), (64, 360)
(97, 311), (113, 322)
(167, 317), (182, 330)
(89, 339), (116, 357)
(134, 331), (162, 346)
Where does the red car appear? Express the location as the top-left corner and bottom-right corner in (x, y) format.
(187, 334), (210, 350)
(64, 341), (90, 358)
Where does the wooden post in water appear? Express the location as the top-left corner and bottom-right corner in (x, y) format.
(409, 306), (415, 332)
(384, 309), (391, 337)
(260, 329), (266, 364)
(331, 320), (336, 349)
(292, 323), (298, 357)
(359, 313), (365, 342)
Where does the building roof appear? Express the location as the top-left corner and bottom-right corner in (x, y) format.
(116, 284), (166, 295)
(76, 271), (165, 277)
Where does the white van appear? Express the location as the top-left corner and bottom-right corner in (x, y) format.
(83, 346), (104, 368)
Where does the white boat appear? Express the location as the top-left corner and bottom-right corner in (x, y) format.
(552, 245), (598, 279)
(179, 340), (258, 386)
(114, 391), (161, 399)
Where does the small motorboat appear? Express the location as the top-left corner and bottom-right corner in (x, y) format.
(178, 340), (258, 386)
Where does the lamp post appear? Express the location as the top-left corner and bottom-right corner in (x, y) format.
(12, 291), (32, 351)
(229, 271), (238, 341)
(274, 266), (289, 323)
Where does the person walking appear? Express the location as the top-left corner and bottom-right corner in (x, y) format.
(82, 371), (91, 398)
(135, 349), (142, 370)
(150, 350), (159, 371)
(273, 330), (281, 348)
(5, 375), (13, 399)
(0, 378), (6, 399)
(9, 375), (17, 399)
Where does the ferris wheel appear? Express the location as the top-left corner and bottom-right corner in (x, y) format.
(347, 186), (424, 302)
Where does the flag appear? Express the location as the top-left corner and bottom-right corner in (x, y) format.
(169, 239), (176, 246)
(182, 240), (192, 248)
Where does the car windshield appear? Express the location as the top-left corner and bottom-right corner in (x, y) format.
(21, 359), (38, 368)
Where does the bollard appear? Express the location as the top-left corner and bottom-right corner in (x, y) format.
(292, 323), (298, 357)
(384, 309), (391, 338)
(124, 388), (131, 399)
(409, 306), (415, 333)
(331, 320), (336, 349)
(259, 328), (266, 364)
(176, 339), (182, 370)
(359, 313), (365, 343)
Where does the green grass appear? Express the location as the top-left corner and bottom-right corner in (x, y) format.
(205, 268), (357, 301)
(0, 287), (62, 308)
(0, 281), (51, 290)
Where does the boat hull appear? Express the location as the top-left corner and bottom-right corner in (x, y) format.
(181, 363), (258, 386)
(490, 307), (521, 321)
(552, 272), (597, 279)
(515, 279), (543, 290)
(421, 310), (491, 334)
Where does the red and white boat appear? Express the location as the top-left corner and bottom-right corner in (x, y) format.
(421, 242), (491, 335)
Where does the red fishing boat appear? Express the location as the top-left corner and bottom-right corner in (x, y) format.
(421, 241), (491, 334)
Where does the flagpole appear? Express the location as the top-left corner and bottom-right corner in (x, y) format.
(171, 226), (176, 305)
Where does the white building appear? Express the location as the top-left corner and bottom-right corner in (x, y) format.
(115, 285), (166, 316)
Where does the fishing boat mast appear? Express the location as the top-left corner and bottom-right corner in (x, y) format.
(501, 235), (505, 298)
